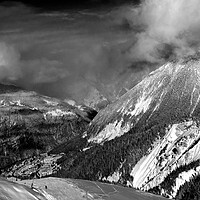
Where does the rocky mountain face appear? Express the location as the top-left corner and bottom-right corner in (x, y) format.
(38, 55), (200, 199)
(85, 56), (200, 196)
(0, 84), (95, 171)
(88, 57), (200, 143)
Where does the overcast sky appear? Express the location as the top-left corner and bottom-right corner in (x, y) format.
(0, 0), (199, 105)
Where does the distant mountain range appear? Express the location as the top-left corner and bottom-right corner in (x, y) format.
(0, 83), (97, 171)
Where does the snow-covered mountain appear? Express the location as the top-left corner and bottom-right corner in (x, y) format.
(88, 56), (200, 143)
(82, 55), (200, 197)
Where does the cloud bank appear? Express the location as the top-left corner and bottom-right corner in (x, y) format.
(0, 0), (200, 104)
(130, 0), (200, 62)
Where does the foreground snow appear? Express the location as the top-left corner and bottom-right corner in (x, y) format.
(6, 177), (167, 200)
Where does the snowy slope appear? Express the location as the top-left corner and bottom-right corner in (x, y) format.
(8, 177), (168, 200)
(88, 58), (200, 144)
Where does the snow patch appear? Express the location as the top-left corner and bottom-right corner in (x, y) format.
(0, 100), (24, 107)
(103, 171), (121, 183)
(11, 100), (23, 106)
(88, 119), (131, 143)
(82, 147), (91, 152)
(191, 89), (200, 115)
(44, 109), (76, 120)
(44, 99), (59, 106)
(64, 99), (76, 106)
(76, 105), (85, 111)
(128, 96), (152, 116)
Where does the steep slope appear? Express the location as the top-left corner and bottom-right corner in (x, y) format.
(0, 83), (93, 170)
(45, 55), (200, 198)
(88, 57), (200, 144)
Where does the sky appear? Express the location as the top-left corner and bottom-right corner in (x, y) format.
(0, 0), (144, 104)
(0, 0), (200, 105)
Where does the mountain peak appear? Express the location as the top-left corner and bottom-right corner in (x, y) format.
(88, 58), (200, 143)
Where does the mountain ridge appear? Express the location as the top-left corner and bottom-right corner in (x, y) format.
(45, 56), (200, 199)
(87, 56), (200, 144)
